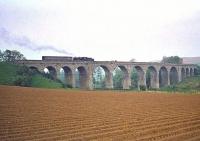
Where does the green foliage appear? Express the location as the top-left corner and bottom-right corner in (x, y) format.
(75, 70), (80, 88)
(130, 68), (138, 89)
(146, 69), (151, 89)
(0, 50), (2, 62)
(161, 56), (183, 64)
(13, 65), (34, 87)
(0, 62), (19, 85)
(113, 67), (123, 89)
(31, 75), (63, 88)
(160, 85), (177, 92)
(195, 65), (200, 75)
(13, 75), (32, 87)
(176, 76), (200, 91)
(93, 67), (106, 89)
(0, 62), (64, 89)
(139, 85), (146, 91)
(0, 49), (26, 63)
(160, 76), (200, 93)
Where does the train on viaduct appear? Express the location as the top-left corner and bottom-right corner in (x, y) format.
(16, 56), (198, 90)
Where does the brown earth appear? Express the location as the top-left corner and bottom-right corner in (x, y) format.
(0, 85), (200, 141)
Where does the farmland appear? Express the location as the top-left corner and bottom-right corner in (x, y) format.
(0, 86), (200, 140)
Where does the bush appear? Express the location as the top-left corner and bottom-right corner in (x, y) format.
(148, 88), (158, 91)
(41, 72), (55, 80)
(13, 65), (33, 87)
(13, 75), (32, 87)
(66, 84), (73, 88)
(140, 85), (146, 91)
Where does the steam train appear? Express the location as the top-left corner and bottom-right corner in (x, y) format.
(42, 56), (94, 61)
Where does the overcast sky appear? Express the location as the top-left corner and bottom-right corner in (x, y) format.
(0, 0), (200, 61)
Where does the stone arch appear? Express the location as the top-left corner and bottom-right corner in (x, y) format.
(76, 66), (87, 89)
(170, 67), (178, 85)
(181, 68), (186, 81)
(44, 66), (57, 79)
(190, 68), (193, 76)
(186, 68), (189, 77)
(61, 66), (73, 87)
(159, 66), (168, 87)
(146, 66), (158, 89)
(134, 66), (145, 87)
(93, 65), (112, 89)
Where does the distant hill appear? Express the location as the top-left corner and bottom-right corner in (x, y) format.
(182, 57), (200, 64)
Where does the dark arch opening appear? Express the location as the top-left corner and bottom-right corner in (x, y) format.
(190, 68), (193, 76)
(75, 66), (87, 89)
(194, 68), (198, 76)
(146, 66), (157, 89)
(181, 68), (186, 81)
(159, 66), (168, 88)
(134, 66), (145, 88)
(29, 66), (39, 74)
(44, 66), (57, 80)
(186, 68), (189, 77)
(60, 66), (73, 87)
(170, 67), (178, 85)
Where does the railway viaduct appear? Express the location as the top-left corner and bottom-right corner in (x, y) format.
(17, 58), (197, 90)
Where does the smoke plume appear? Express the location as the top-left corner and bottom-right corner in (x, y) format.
(0, 27), (73, 55)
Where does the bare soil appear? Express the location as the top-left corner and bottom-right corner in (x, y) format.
(0, 85), (200, 141)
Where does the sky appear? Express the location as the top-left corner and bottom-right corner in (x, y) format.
(0, 0), (200, 62)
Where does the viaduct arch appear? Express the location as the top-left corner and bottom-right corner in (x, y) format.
(19, 58), (197, 90)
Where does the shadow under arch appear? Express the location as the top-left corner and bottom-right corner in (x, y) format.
(61, 66), (73, 87)
(181, 68), (186, 81)
(75, 66), (87, 89)
(170, 67), (178, 85)
(186, 68), (189, 77)
(29, 66), (40, 74)
(159, 66), (168, 88)
(190, 68), (193, 76)
(146, 66), (157, 89)
(134, 66), (145, 87)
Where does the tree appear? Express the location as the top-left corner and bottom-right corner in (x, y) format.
(113, 67), (123, 89)
(195, 65), (200, 76)
(146, 69), (151, 89)
(0, 50), (3, 62)
(13, 65), (33, 87)
(130, 68), (138, 89)
(161, 56), (183, 64)
(93, 67), (105, 89)
(0, 49), (26, 63)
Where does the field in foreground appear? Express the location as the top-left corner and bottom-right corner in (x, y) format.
(0, 86), (200, 141)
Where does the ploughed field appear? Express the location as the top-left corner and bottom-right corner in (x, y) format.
(0, 86), (200, 141)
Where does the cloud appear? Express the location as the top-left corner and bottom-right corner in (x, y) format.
(0, 27), (73, 56)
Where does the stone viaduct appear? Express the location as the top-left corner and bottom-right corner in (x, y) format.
(17, 58), (197, 90)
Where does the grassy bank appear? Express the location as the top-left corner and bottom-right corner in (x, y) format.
(0, 62), (63, 88)
(160, 76), (200, 93)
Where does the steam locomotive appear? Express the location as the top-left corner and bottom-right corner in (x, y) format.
(42, 56), (94, 62)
